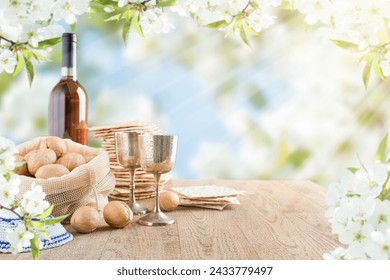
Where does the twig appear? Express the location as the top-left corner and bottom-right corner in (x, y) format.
(0, 35), (16, 46)
(242, 0), (252, 14)
(0, 205), (23, 219)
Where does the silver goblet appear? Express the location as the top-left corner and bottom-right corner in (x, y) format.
(137, 134), (178, 226)
(115, 132), (148, 215)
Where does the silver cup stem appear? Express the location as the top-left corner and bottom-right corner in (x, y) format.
(129, 168), (136, 204)
(154, 173), (161, 213)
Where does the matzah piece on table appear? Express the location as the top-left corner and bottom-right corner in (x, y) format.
(171, 185), (242, 199)
(179, 203), (228, 210)
(180, 196), (240, 205)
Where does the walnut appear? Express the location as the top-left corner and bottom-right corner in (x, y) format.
(46, 136), (67, 158)
(27, 149), (57, 175)
(159, 191), (180, 212)
(56, 152), (86, 171)
(103, 201), (133, 228)
(23, 150), (39, 162)
(35, 164), (70, 179)
(71, 206), (101, 234)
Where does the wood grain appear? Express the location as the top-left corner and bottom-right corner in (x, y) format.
(0, 179), (340, 260)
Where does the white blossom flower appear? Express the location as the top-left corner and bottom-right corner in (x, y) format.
(293, 0), (332, 25)
(247, 9), (276, 33)
(0, 174), (20, 208)
(339, 222), (374, 258)
(139, 9), (174, 34)
(366, 229), (390, 259)
(367, 200), (390, 231)
(28, 0), (53, 21)
(53, 0), (90, 24)
(352, 162), (387, 198)
(20, 23), (42, 47)
(0, 49), (17, 74)
(323, 247), (351, 260)
(325, 178), (349, 218)
(6, 224), (34, 254)
(20, 183), (50, 216)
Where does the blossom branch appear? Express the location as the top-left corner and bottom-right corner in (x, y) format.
(0, 35), (16, 47)
(0, 205), (23, 219)
(242, 0), (252, 14)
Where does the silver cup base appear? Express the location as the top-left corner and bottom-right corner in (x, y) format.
(129, 203), (148, 215)
(138, 212), (175, 226)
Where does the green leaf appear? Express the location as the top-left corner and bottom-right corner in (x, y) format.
(30, 234), (40, 260)
(204, 20), (230, 29)
(331, 39), (361, 52)
(70, 23), (76, 31)
(242, 19), (259, 36)
(30, 221), (50, 240)
(156, 0), (177, 7)
(34, 204), (54, 219)
(22, 55), (34, 87)
(347, 167), (359, 173)
(93, 0), (113, 5)
(133, 12), (144, 37)
(30, 221), (45, 231)
(12, 53), (23, 77)
(32, 37), (61, 50)
(122, 9), (136, 21)
(122, 20), (132, 46)
(20, 49), (33, 60)
(376, 134), (388, 163)
(239, 24), (250, 47)
(105, 13), (123, 22)
(373, 55), (385, 80)
(31, 51), (48, 61)
(362, 58), (372, 89)
(41, 215), (68, 226)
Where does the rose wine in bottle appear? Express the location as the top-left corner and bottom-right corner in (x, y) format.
(49, 33), (88, 145)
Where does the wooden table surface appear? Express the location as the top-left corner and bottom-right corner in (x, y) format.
(0, 179), (340, 260)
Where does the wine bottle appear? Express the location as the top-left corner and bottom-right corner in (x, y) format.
(49, 33), (88, 145)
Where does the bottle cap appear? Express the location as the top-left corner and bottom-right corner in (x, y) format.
(62, 33), (77, 43)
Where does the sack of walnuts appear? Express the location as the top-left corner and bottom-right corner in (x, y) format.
(15, 136), (116, 219)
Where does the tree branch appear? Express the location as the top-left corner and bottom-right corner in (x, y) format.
(0, 35), (16, 46)
(0, 205), (23, 219)
(242, 0), (252, 14)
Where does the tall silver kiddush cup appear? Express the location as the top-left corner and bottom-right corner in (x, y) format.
(138, 134), (178, 226)
(115, 132), (148, 215)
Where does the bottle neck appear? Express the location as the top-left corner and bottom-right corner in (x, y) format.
(61, 36), (77, 80)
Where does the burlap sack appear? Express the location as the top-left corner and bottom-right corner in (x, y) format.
(17, 137), (116, 219)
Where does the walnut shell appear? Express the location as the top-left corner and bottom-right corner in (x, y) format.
(39, 138), (47, 150)
(159, 191), (180, 212)
(27, 148), (57, 175)
(46, 136), (67, 158)
(71, 206), (100, 234)
(23, 150), (39, 162)
(103, 201), (133, 228)
(35, 164), (70, 179)
(56, 153), (86, 171)
(13, 155), (29, 176)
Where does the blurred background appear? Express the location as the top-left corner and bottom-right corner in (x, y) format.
(1, 9), (390, 185)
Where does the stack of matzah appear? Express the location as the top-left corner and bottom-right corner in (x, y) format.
(89, 122), (168, 202)
(171, 185), (241, 210)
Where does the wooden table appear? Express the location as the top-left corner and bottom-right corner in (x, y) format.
(0, 179), (340, 260)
